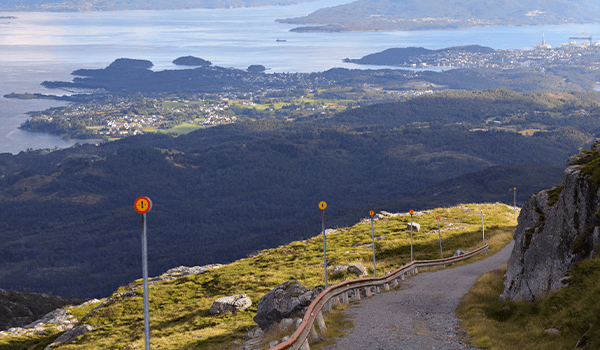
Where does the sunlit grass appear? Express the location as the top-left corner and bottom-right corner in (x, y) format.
(1, 203), (516, 350)
(457, 256), (600, 349)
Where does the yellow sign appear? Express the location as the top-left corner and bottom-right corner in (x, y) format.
(135, 196), (152, 214)
(319, 201), (327, 210)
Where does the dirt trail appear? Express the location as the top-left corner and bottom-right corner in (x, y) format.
(329, 241), (514, 350)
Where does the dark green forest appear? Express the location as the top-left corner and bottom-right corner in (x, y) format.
(0, 89), (597, 299)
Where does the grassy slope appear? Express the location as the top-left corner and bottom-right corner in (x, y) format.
(0, 203), (516, 350)
(457, 251), (600, 349)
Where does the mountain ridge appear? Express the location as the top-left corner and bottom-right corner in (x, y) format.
(278, 0), (600, 32)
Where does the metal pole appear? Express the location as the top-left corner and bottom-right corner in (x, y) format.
(322, 209), (327, 288)
(481, 211), (485, 246)
(142, 213), (150, 350)
(371, 217), (376, 277)
(437, 216), (443, 259)
(410, 211), (414, 262)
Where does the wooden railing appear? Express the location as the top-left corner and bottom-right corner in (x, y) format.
(269, 244), (489, 350)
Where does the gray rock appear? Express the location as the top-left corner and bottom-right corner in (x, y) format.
(276, 318), (295, 333)
(253, 281), (316, 331)
(332, 265), (349, 274)
(502, 143), (600, 301)
(453, 249), (469, 257)
(407, 222), (421, 232)
(44, 324), (93, 349)
(312, 285), (325, 296)
(242, 326), (264, 350)
(348, 263), (367, 277)
(209, 294), (252, 315)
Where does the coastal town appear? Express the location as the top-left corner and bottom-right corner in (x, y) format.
(13, 39), (600, 142)
(19, 92), (350, 140)
(348, 37), (600, 69)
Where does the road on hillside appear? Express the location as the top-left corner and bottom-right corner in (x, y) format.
(328, 241), (514, 350)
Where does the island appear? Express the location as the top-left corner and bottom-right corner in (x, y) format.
(7, 41), (600, 140)
(173, 56), (212, 67)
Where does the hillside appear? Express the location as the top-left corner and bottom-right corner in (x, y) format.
(0, 89), (596, 299)
(0, 203), (516, 349)
(455, 142), (600, 348)
(277, 0), (600, 32)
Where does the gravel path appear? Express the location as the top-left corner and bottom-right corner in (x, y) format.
(328, 241), (514, 350)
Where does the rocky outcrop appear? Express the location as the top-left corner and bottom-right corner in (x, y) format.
(209, 294), (252, 315)
(501, 142), (600, 301)
(151, 264), (223, 283)
(0, 288), (86, 331)
(44, 324), (94, 349)
(348, 263), (367, 277)
(253, 281), (317, 331)
(0, 299), (99, 338)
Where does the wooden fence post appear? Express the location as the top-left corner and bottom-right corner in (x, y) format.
(316, 311), (327, 332)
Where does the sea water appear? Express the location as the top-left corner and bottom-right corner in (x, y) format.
(1, 0), (599, 153)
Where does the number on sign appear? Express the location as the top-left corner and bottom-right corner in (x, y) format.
(135, 196), (152, 214)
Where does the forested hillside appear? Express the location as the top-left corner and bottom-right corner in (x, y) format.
(278, 0), (600, 31)
(0, 90), (596, 298)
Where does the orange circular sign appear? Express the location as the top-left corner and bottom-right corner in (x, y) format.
(135, 196), (152, 214)
(319, 201), (327, 210)
(369, 210), (375, 217)
(409, 209), (414, 215)
(436, 216), (440, 220)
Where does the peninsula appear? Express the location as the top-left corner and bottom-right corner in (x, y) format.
(278, 0), (600, 32)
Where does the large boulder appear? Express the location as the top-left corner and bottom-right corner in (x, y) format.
(348, 263), (367, 277)
(501, 142), (600, 301)
(210, 294), (252, 315)
(253, 281), (315, 331)
(407, 222), (420, 232)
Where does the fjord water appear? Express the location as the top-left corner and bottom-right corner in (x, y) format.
(1, 0), (599, 153)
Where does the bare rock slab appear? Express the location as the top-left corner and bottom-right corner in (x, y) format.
(210, 294), (252, 315)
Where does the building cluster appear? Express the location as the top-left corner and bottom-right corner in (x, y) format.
(404, 40), (600, 70)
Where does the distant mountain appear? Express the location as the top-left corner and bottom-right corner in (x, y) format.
(0, 0), (313, 11)
(278, 0), (600, 32)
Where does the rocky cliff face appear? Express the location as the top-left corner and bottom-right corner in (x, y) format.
(0, 288), (86, 331)
(501, 141), (600, 301)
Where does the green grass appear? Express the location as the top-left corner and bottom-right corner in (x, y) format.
(576, 147), (600, 190)
(145, 123), (204, 135)
(0, 203), (516, 350)
(456, 255), (600, 350)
